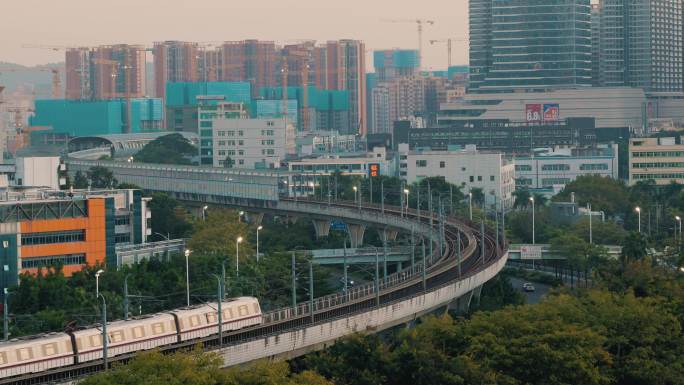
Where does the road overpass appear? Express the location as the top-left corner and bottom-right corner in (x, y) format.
(0, 159), (509, 385)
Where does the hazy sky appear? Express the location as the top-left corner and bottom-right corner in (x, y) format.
(0, 0), (469, 71)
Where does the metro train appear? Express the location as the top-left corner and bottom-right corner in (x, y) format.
(0, 297), (261, 378)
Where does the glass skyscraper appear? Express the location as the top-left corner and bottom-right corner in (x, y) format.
(469, 0), (593, 92)
(595, 0), (682, 92)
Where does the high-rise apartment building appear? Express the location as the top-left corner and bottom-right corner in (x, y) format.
(91, 45), (147, 100)
(469, 0), (592, 92)
(371, 76), (425, 135)
(373, 49), (420, 81)
(594, 0), (683, 92)
(64, 48), (92, 100)
(315, 40), (367, 135)
(65, 45), (146, 100)
(153, 41), (200, 99)
(220, 40), (278, 97)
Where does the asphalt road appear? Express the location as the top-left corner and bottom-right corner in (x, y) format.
(509, 277), (552, 305)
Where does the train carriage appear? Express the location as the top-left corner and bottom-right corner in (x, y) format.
(172, 297), (262, 342)
(71, 313), (177, 363)
(0, 333), (74, 378)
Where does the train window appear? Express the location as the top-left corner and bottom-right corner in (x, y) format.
(0, 352), (7, 365)
(190, 315), (201, 327)
(132, 326), (145, 339)
(89, 335), (103, 347)
(109, 330), (125, 343)
(42, 342), (58, 356)
(152, 322), (165, 335)
(206, 311), (217, 323)
(16, 348), (33, 361)
(237, 305), (249, 317)
(223, 307), (234, 320)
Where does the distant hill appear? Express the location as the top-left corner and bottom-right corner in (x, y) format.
(0, 62), (65, 99)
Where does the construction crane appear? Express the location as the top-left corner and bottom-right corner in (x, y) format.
(22, 44), (90, 99)
(429, 38), (467, 68)
(0, 66), (62, 99)
(382, 19), (435, 68)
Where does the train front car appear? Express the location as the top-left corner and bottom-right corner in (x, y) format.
(70, 313), (177, 363)
(173, 297), (262, 342)
(0, 333), (74, 378)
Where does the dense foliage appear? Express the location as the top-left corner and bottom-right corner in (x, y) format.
(302, 259), (684, 385)
(133, 133), (197, 165)
(80, 349), (331, 385)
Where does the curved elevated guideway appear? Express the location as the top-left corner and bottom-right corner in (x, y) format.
(0, 160), (509, 385)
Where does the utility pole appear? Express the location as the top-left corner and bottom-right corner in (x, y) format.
(383, 229), (388, 279)
(457, 231), (462, 277)
(422, 240), (426, 291)
(291, 251), (297, 314)
(309, 262), (314, 323)
(375, 248), (380, 307)
(3, 289), (9, 341)
(343, 238), (348, 294)
(123, 275), (130, 320)
(99, 294), (108, 371)
(213, 275), (223, 348)
(411, 224), (415, 272)
(481, 212), (486, 265)
(381, 181), (385, 214)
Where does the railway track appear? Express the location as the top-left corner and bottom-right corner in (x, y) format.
(0, 199), (505, 385)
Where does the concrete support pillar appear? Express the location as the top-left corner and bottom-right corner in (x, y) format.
(245, 212), (264, 226)
(346, 223), (366, 248)
(384, 229), (398, 242)
(312, 219), (331, 238)
(397, 261), (403, 272)
(288, 216), (299, 225)
(449, 289), (476, 315)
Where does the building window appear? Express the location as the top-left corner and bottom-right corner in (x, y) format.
(227, 131), (235, 137)
(238, 150), (244, 156)
(490, 175), (495, 181)
(115, 233), (131, 243)
(238, 130), (244, 136)
(469, 176), (474, 182)
(416, 160), (427, 167)
(477, 176), (483, 181)
(239, 160), (244, 165)
(440, 161), (446, 168)
(580, 163), (609, 171)
(21, 254), (86, 269)
(238, 140), (244, 146)
(515, 165), (532, 172)
(22, 230), (86, 246)
(115, 216), (130, 226)
(200, 121), (213, 128)
(541, 178), (571, 186)
(541, 164), (571, 171)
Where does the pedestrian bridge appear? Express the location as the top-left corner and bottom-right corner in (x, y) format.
(7, 159), (511, 385)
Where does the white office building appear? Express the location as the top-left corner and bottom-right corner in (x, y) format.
(200, 102), (295, 169)
(514, 144), (619, 190)
(289, 147), (392, 177)
(397, 144), (515, 209)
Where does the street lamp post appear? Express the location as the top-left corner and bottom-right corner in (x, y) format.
(98, 293), (108, 371)
(587, 203), (593, 244)
(123, 274), (130, 320)
(202, 205), (208, 221)
(468, 192), (473, 221)
(256, 226), (263, 263)
(3, 288), (10, 341)
(635, 206), (641, 233)
(95, 269), (104, 298)
(404, 188), (410, 214)
(676, 216), (682, 250)
(212, 274), (223, 348)
(353, 186), (359, 211)
(184, 249), (191, 306)
(529, 197), (535, 245)
(236, 236), (243, 277)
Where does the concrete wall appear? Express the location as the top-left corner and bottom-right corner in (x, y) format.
(215, 251), (508, 366)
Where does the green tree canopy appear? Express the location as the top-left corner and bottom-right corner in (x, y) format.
(134, 133), (197, 165)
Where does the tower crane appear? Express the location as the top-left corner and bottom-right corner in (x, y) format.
(429, 38), (467, 68)
(382, 19), (435, 69)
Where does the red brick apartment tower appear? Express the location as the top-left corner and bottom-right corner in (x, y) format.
(153, 41), (199, 99)
(65, 48), (91, 100)
(221, 40), (277, 97)
(318, 40), (367, 136)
